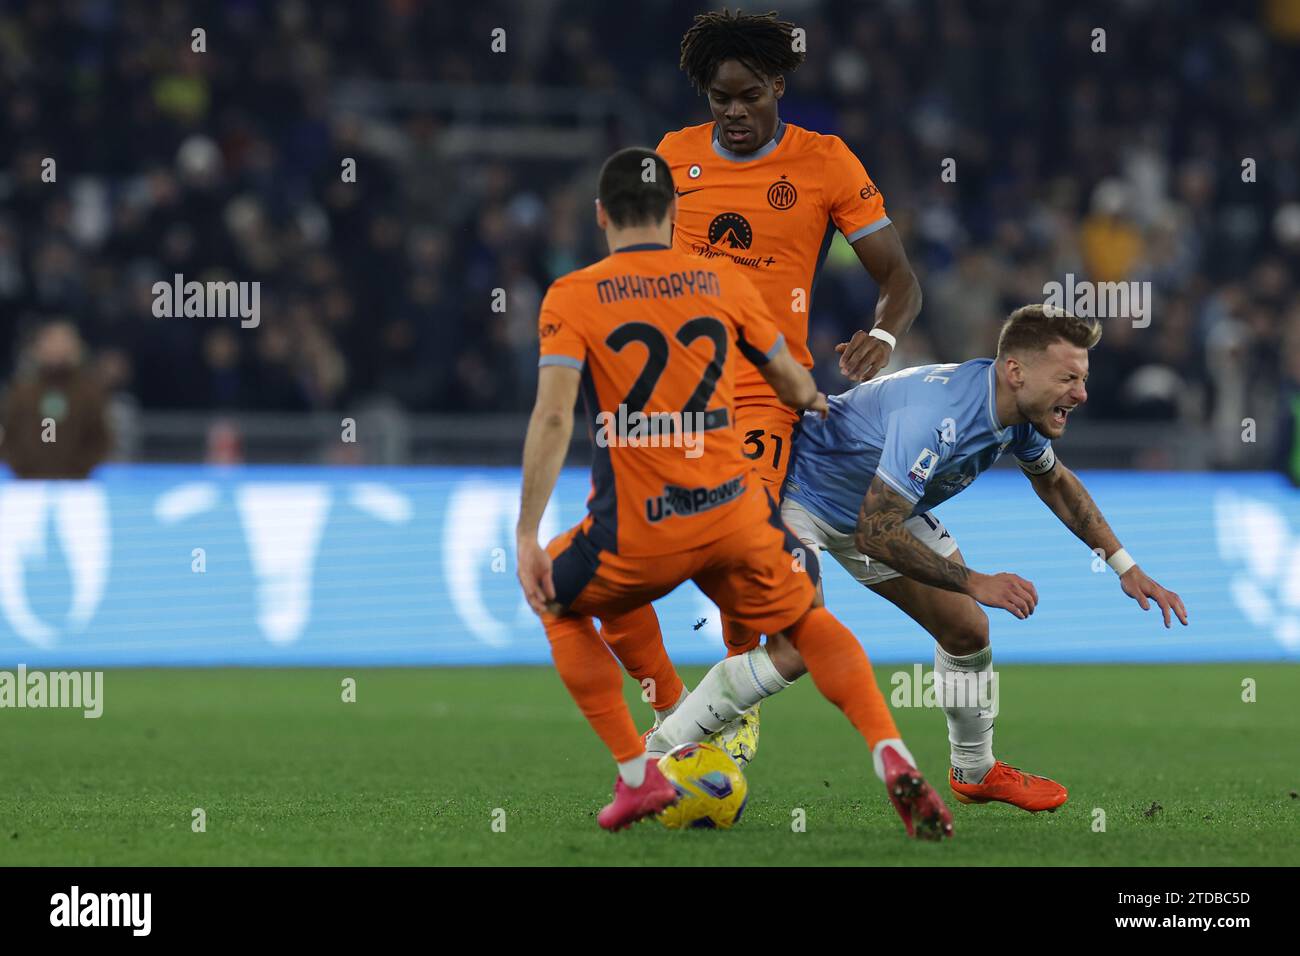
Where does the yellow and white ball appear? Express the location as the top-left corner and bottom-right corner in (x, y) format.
(656, 742), (748, 829)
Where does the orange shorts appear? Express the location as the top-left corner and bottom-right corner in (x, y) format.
(545, 484), (819, 636)
(735, 400), (801, 493)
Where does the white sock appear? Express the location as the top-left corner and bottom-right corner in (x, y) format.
(648, 647), (790, 753)
(934, 644), (996, 783)
(653, 686), (689, 728)
(618, 754), (647, 787)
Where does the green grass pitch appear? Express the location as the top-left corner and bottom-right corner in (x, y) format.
(1, 664), (1296, 865)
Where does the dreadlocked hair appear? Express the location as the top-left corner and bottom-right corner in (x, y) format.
(679, 9), (804, 94)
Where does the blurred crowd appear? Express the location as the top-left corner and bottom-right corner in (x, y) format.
(2, 0), (1299, 468)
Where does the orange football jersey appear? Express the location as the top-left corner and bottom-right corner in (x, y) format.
(538, 244), (784, 557)
(656, 121), (889, 401)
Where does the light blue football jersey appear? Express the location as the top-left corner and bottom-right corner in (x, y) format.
(782, 358), (1057, 533)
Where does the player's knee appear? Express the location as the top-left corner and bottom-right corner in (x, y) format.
(939, 608), (989, 656)
(722, 617), (761, 655)
(764, 631), (807, 681)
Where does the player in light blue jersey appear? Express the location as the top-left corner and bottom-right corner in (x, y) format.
(648, 305), (1188, 812)
(783, 355), (1058, 534)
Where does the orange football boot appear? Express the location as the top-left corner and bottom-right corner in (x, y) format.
(949, 761), (1068, 813)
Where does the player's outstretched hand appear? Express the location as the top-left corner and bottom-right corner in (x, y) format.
(836, 330), (892, 382)
(807, 392), (829, 418)
(516, 538), (556, 616)
(1119, 566), (1189, 628)
(967, 571), (1038, 619)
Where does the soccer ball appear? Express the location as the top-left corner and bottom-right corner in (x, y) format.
(656, 742), (748, 829)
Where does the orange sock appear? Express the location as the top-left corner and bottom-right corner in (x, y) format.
(721, 616), (760, 657)
(786, 607), (899, 748)
(600, 604), (684, 713)
(544, 613), (643, 762)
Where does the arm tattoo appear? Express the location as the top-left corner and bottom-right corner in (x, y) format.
(1037, 466), (1120, 555)
(854, 478), (971, 594)
(1061, 479), (1097, 539)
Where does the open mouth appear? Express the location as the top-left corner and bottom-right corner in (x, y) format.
(1051, 405), (1074, 426)
(724, 127), (752, 146)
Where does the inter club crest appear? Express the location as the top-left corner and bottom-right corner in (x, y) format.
(767, 175), (797, 210)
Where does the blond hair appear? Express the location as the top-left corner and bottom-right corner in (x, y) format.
(996, 304), (1102, 358)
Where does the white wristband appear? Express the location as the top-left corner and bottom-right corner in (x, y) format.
(867, 328), (896, 350)
(1106, 548), (1135, 575)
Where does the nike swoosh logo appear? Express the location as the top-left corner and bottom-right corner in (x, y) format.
(695, 721), (714, 736)
(675, 188), (706, 197)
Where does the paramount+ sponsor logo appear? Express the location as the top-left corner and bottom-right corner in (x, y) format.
(707, 212), (752, 249)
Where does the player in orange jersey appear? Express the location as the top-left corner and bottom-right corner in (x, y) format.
(600, 9), (924, 764)
(516, 148), (951, 838)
